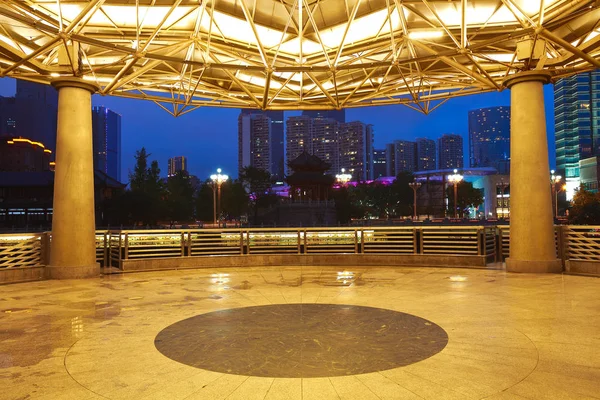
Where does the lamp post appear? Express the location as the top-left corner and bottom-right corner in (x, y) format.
(210, 168), (228, 227)
(447, 169), (463, 219)
(550, 170), (562, 219)
(408, 182), (421, 220)
(335, 168), (352, 186)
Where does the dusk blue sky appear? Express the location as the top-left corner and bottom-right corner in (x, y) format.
(0, 78), (556, 181)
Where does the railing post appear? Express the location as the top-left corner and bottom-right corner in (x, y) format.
(497, 227), (504, 262)
(556, 225), (566, 268)
(41, 231), (51, 266)
(303, 230), (307, 254)
(181, 232), (186, 257)
(103, 231), (108, 267)
(418, 227), (424, 254)
(297, 230), (301, 254)
(413, 228), (418, 254)
(477, 227), (483, 256)
(354, 229), (358, 254)
(124, 233), (129, 260)
(361, 228), (365, 253)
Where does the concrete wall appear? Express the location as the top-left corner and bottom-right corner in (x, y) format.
(565, 260), (600, 276)
(0, 266), (45, 284)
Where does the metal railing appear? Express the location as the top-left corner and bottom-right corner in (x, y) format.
(564, 226), (600, 261)
(0, 233), (44, 269)
(2, 225), (600, 273)
(104, 226), (496, 268)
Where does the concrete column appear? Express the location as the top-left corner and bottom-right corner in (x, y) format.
(503, 71), (562, 273)
(47, 78), (100, 279)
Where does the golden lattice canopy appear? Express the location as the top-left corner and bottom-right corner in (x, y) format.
(0, 0), (599, 114)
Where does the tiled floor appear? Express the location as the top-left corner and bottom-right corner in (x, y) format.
(1, 266), (599, 400)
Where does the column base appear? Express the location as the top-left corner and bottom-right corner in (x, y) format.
(46, 263), (100, 279)
(505, 258), (563, 273)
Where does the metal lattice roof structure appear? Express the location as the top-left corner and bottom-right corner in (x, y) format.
(0, 0), (599, 115)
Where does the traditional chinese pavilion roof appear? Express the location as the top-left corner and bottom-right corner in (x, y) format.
(288, 151), (331, 173)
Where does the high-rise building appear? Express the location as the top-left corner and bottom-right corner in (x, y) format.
(468, 106), (510, 169)
(238, 112), (272, 176)
(391, 140), (417, 173)
(241, 109), (284, 179)
(286, 116), (313, 175)
(438, 134), (464, 169)
(0, 81), (58, 154)
(373, 148), (386, 178)
(555, 70), (600, 198)
(302, 109), (345, 123)
(365, 125), (375, 180)
(92, 106), (122, 182)
(385, 143), (396, 176)
(416, 138), (436, 171)
(168, 156), (187, 177)
(312, 117), (340, 174)
(340, 121), (371, 181)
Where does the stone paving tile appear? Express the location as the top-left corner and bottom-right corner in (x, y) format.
(1, 266), (599, 400)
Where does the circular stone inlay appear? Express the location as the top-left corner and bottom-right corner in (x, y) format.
(155, 304), (448, 378)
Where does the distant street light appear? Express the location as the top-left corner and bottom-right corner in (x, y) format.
(447, 169), (463, 219)
(408, 182), (422, 220)
(210, 168), (228, 227)
(550, 170), (562, 219)
(336, 168), (352, 186)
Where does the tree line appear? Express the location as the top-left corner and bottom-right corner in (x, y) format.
(98, 148), (486, 227)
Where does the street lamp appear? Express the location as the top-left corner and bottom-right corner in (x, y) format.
(447, 169), (463, 219)
(210, 168), (228, 227)
(335, 168), (352, 186)
(550, 170), (562, 219)
(408, 182), (422, 220)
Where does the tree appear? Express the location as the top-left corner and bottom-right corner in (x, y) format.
(165, 171), (195, 226)
(239, 166), (275, 224)
(129, 148), (149, 192)
(569, 186), (600, 224)
(220, 180), (249, 220)
(239, 166), (273, 196)
(446, 181), (484, 218)
(390, 172), (415, 217)
(127, 148), (165, 226)
(195, 181), (214, 222)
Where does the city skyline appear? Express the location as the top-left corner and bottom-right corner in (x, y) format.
(0, 78), (556, 181)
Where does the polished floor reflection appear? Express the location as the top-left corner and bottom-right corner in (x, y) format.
(1, 266), (599, 399)
(155, 304), (448, 378)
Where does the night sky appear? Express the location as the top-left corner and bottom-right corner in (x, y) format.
(0, 77), (556, 181)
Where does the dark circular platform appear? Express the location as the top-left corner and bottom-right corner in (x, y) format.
(154, 304), (448, 378)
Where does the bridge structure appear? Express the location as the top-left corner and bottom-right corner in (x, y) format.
(0, 0), (599, 277)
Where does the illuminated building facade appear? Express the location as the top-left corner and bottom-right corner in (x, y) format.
(555, 70), (600, 199)
(387, 140), (417, 174)
(167, 156), (187, 177)
(92, 107), (122, 183)
(373, 149), (386, 178)
(0, 137), (53, 172)
(286, 116), (313, 175)
(438, 134), (464, 169)
(468, 106), (510, 170)
(339, 121), (372, 181)
(240, 109), (284, 179)
(416, 138), (437, 171)
(238, 113), (272, 176)
(302, 109), (346, 124)
(312, 117), (340, 174)
(0, 81), (58, 155)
